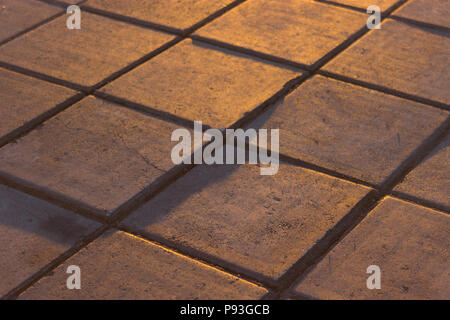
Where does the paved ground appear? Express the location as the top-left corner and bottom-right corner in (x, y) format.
(0, 0), (448, 300)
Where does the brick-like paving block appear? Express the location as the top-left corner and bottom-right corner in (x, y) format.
(101, 39), (301, 128)
(0, 96), (182, 213)
(19, 230), (267, 299)
(195, 0), (367, 66)
(0, 12), (174, 87)
(123, 163), (371, 280)
(325, 19), (450, 105)
(0, 0), (60, 43)
(0, 69), (75, 141)
(84, 0), (236, 31)
(295, 197), (450, 299)
(249, 76), (448, 184)
(395, 0), (450, 29)
(394, 134), (450, 210)
(321, 0), (399, 11)
(0, 184), (100, 297)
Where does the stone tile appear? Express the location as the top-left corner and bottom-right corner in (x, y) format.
(19, 230), (267, 299)
(0, 12), (174, 86)
(0, 69), (76, 140)
(0, 96), (182, 213)
(325, 19), (450, 105)
(0, 184), (100, 297)
(0, 0), (60, 43)
(195, 0), (367, 66)
(395, 0), (450, 29)
(321, 0), (399, 11)
(394, 134), (450, 210)
(84, 0), (236, 31)
(249, 75), (448, 184)
(295, 197), (450, 299)
(100, 39), (301, 128)
(123, 163), (371, 280)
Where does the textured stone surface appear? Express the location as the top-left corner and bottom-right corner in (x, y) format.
(195, 0), (367, 66)
(0, 97), (182, 213)
(0, 184), (100, 297)
(19, 230), (267, 299)
(395, 134), (450, 210)
(101, 39), (301, 128)
(325, 19), (450, 105)
(324, 0), (399, 10)
(123, 163), (371, 279)
(249, 76), (448, 184)
(0, 12), (174, 86)
(84, 0), (236, 30)
(295, 197), (450, 299)
(0, 0), (60, 42)
(395, 0), (450, 29)
(0, 69), (75, 139)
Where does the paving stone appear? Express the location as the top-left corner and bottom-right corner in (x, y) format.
(0, 184), (100, 297)
(194, 0), (367, 66)
(100, 39), (301, 128)
(322, 0), (399, 11)
(0, 0), (60, 43)
(249, 75), (448, 184)
(394, 134), (450, 210)
(19, 230), (267, 299)
(295, 197), (450, 299)
(84, 0), (236, 31)
(123, 163), (371, 280)
(395, 0), (450, 29)
(0, 12), (174, 86)
(0, 96), (183, 213)
(0, 68), (76, 140)
(325, 19), (450, 105)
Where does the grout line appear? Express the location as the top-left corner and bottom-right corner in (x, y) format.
(316, 0), (450, 33)
(36, 0), (89, 8)
(379, 118), (450, 193)
(389, 15), (450, 33)
(0, 11), (64, 47)
(0, 0), (86, 47)
(318, 70), (450, 112)
(190, 35), (312, 71)
(92, 92), (202, 131)
(0, 93), (87, 148)
(313, 0), (369, 13)
(0, 170), (109, 224)
(0, 61), (89, 92)
(79, 5), (183, 35)
(1, 224), (109, 300)
(118, 226), (276, 291)
(389, 191), (450, 215)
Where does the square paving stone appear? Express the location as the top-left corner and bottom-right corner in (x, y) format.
(194, 0), (367, 66)
(320, 0), (399, 11)
(123, 163), (371, 280)
(19, 230), (267, 299)
(395, 0), (450, 29)
(0, 68), (76, 141)
(100, 39), (301, 128)
(248, 75), (448, 185)
(0, 184), (100, 297)
(84, 0), (236, 31)
(0, 0), (60, 43)
(0, 12), (174, 87)
(295, 197), (450, 299)
(0, 96), (183, 213)
(394, 134), (450, 210)
(325, 19), (450, 105)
